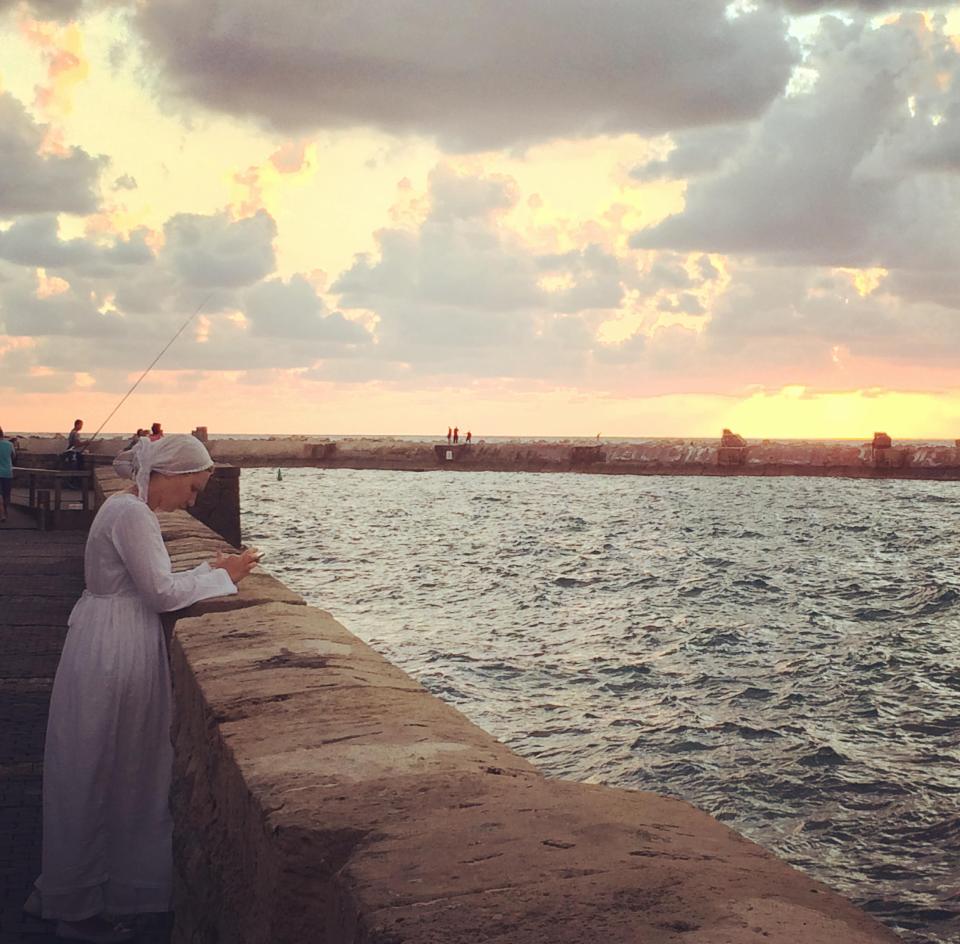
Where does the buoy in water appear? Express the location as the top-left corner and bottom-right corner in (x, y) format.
(277, 468), (283, 481)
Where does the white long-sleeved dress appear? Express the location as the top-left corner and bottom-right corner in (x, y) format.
(38, 491), (237, 921)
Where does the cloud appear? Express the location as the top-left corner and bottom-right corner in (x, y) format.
(332, 166), (627, 378)
(0, 200), (374, 388)
(536, 245), (623, 312)
(630, 126), (750, 182)
(132, 0), (796, 150)
(161, 210), (277, 288)
(704, 261), (960, 376)
(0, 91), (104, 215)
(769, 1), (933, 10)
(630, 13), (960, 296)
(244, 275), (371, 343)
(0, 263), (120, 337)
(0, 215), (96, 267)
(0, 0), (85, 18)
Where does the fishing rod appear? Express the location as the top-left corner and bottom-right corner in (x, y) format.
(86, 293), (213, 448)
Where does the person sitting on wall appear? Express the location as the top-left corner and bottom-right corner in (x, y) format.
(64, 419), (88, 485)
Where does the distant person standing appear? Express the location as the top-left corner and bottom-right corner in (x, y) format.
(149, 422), (163, 441)
(465, 431), (472, 444)
(447, 427), (452, 444)
(0, 427), (15, 523)
(453, 427), (459, 444)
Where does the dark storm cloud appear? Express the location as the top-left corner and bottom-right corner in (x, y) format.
(131, 0), (797, 150)
(0, 92), (104, 216)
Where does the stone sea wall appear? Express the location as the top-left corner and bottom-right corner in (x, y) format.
(18, 433), (960, 479)
(92, 467), (898, 943)
(209, 436), (959, 479)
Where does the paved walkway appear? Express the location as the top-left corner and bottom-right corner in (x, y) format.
(0, 529), (85, 942)
(0, 529), (170, 943)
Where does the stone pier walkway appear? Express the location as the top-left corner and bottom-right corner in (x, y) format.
(0, 528), (170, 943)
(0, 528), (85, 943)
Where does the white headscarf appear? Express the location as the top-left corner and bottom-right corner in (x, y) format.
(113, 434), (214, 505)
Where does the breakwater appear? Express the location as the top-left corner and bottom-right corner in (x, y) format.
(214, 438), (960, 479)
(20, 434), (960, 481)
(88, 466), (901, 943)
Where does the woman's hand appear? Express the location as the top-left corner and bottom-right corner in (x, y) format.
(212, 547), (260, 584)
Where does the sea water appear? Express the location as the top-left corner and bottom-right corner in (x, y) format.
(242, 468), (960, 944)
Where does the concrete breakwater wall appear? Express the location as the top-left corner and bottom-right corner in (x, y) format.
(92, 467), (898, 943)
(211, 437), (960, 478)
(17, 434), (960, 479)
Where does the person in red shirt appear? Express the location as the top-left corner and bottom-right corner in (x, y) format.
(149, 423), (163, 442)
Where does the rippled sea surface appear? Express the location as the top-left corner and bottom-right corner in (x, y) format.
(242, 469), (960, 943)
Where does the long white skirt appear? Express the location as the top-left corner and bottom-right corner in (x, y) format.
(39, 591), (175, 920)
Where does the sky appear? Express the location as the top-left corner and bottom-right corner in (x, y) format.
(1, 1), (959, 439)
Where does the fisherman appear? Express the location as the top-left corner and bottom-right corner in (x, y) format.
(64, 419), (87, 487)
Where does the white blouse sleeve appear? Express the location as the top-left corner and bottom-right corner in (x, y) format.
(111, 500), (237, 612)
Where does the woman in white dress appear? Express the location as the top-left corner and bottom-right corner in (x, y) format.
(28, 435), (259, 942)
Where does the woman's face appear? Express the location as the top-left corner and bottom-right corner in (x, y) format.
(150, 470), (212, 512)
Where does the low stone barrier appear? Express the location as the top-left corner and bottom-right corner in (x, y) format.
(93, 468), (898, 943)
(18, 434), (960, 479)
